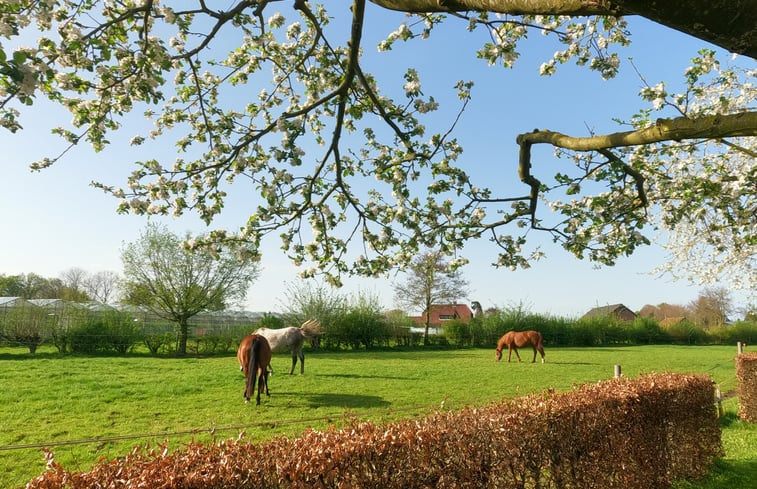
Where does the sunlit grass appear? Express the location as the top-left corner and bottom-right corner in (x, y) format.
(0, 345), (749, 488)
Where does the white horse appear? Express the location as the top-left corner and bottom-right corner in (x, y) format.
(253, 319), (321, 375)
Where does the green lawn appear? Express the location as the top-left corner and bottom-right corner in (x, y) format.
(0, 345), (754, 488)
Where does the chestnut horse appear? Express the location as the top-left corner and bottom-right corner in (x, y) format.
(495, 330), (545, 363)
(237, 334), (272, 405)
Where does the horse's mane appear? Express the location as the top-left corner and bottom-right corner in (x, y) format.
(300, 319), (322, 337)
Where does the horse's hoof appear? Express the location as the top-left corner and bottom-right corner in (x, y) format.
(244, 399), (249, 404)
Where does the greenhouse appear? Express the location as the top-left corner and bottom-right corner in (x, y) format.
(0, 297), (272, 354)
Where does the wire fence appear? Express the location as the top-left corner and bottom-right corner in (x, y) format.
(0, 404), (432, 453)
(1, 350), (743, 454)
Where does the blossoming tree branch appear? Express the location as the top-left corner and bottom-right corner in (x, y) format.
(1, 0), (755, 290)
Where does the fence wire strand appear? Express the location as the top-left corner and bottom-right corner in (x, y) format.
(0, 404), (432, 452)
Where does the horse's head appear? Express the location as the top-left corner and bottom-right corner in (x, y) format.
(495, 348), (502, 362)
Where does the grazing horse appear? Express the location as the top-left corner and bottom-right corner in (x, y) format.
(253, 319), (321, 375)
(237, 334), (272, 405)
(495, 330), (545, 363)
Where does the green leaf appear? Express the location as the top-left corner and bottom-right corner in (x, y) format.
(12, 50), (27, 64)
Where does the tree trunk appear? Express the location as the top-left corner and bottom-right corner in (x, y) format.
(424, 311), (431, 346)
(177, 319), (189, 356)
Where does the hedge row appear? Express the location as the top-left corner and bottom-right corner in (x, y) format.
(736, 352), (757, 422)
(28, 373), (721, 489)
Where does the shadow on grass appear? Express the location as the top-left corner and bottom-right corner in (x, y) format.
(0, 351), (63, 361)
(314, 373), (412, 381)
(274, 391), (391, 409)
(540, 361), (602, 366)
(305, 393), (391, 409)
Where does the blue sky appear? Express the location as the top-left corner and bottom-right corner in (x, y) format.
(1, 6), (753, 317)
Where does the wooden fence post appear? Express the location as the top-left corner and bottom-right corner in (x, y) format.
(738, 342), (744, 355)
(715, 384), (723, 417)
(614, 365), (622, 378)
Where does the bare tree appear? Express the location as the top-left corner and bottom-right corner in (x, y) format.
(393, 250), (470, 345)
(86, 271), (121, 304)
(59, 267), (90, 302)
(688, 287), (733, 328)
(639, 302), (689, 321)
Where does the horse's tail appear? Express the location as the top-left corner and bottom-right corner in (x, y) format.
(247, 336), (261, 402)
(300, 319), (322, 337)
(534, 331), (546, 362)
(535, 331), (544, 348)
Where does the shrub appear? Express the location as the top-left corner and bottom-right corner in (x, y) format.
(69, 311), (142, 354)
(736, 352), (757, 422)
(663, 319), (707, 345)
(144, 331), (176, 355)
(444, 319), (471, 346)
(707, 321), (757, 345)
(256, 313), (285, 329)
(0, 305), (51, 354)
(627, 317), (668, 344)
(335, 309), (388, 349)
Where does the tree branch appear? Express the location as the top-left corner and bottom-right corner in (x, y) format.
(369, 0), (757, 59)
(370, 0), (619, 16)
(515, 110), (757, 245)
(516, 111), (757, 150)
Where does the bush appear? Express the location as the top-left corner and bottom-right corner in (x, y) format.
(736, 352), (757, 422)
(663, 319), (707, 345)
(69, 311), (142, 354)
(256, 313), (285, 329)
(144, 331), (176, 355)
(707, 321), (757, 345)
(444, 319), (471, 346)
(627, 317), (668, 344)
(334, 309), (388, 349)
(0, 305), (52, 353)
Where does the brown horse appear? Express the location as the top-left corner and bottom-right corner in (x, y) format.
(237, 334), (272, 405)
(495, 330), (545, 363)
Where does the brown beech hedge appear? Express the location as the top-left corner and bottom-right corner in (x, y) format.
(736, 352), (757, 422)
(27, 373), (721, 489)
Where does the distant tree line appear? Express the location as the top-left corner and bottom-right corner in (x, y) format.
(2, 244), (754, 355)
(2, 282), (755, 356)
(444, 305), (756, 349)
(0, 269), (119, 303)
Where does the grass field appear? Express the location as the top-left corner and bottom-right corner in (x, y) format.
(1, 345), (754, 488)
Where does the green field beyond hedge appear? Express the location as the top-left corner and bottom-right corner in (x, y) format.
(1, 345), (755, 488)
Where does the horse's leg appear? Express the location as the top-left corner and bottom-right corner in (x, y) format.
(289, 349), (297, 375)
(513, 346), (522, 362)
(256, 368), (268, 404)
(531, 344), (537, 363)
(298, 348), (305, 374)
(255, 372), (262, 405)
(535, 335), (546, 363)
(247, 340), (259, 404)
